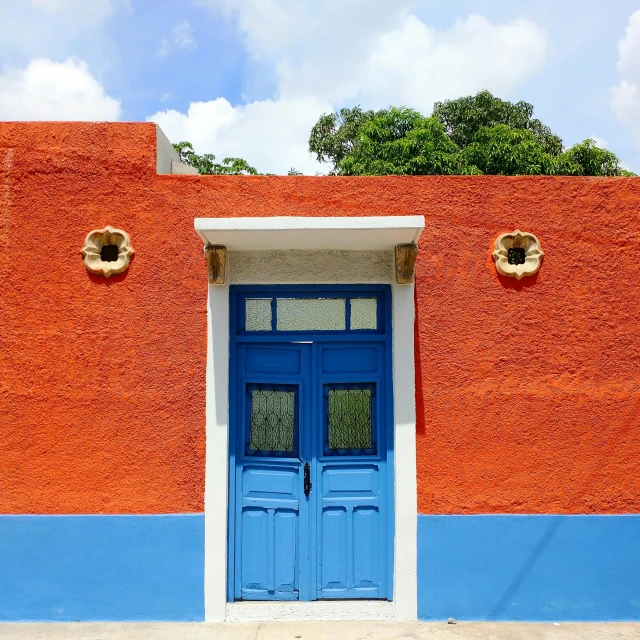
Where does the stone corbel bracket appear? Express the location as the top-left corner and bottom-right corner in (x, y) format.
(395, 243), (419, 284)
(205, 244), (227, 285)
(81, 226), (134, 277)
(492, 230), (544, 280)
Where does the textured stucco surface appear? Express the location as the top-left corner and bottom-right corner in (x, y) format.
(0, 123), (206, 514)
(1, 122), (639, 515)
(229, 250), (393, 283)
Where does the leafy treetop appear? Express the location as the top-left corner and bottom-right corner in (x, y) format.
(432, 90), (563, 156)
(172, 141), (258, 175)
(172, 141), (304, 176)
(308, 91), (634, 177)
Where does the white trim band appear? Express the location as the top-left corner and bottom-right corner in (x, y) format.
(195, 216), (425, 251)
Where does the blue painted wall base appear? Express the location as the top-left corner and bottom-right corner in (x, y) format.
(4, 512), (639, 620)
(0, 515), (204, 621)
(418, 515), (640, 621)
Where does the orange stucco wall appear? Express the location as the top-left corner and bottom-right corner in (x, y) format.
(0, 123), (206, 514)
(1, 122), (639, 515)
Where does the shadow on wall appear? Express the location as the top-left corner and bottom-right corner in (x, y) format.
(87, 269), (131, 285)
(495, 271), (540, 290)
(417, 514), (640, 621)
(487, 517), (562, 620)
(414, 278), (426, 437)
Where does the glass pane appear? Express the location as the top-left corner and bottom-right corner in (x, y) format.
(245, 298), (272, 331)
(327, 388), (374, 453)
(350, 298), (377, 330)
(277, 298), (346, 331)
(249, 388), (295, 454)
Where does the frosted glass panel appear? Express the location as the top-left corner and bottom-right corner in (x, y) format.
(277, 298), (346, 331)
(249, 388), (295, 454)
(327, 388), (374, 453)
(245, 298), (272, 331)
(350, 298), (377, 330)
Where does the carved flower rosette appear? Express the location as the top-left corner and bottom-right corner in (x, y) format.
(81, 226), (135, 277)
(492, 230), (544, 280)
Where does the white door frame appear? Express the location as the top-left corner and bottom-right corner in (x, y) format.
(199, 217), (421, 622)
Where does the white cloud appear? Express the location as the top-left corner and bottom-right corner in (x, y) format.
(277, 13), (547, 111)
(0, 0), (128, 63)
(616, 10), (640, 80)
(157, 21), (198, 57)
(198, 0), (416, 61)
(155, 2), (547, 173)
(174, 21), (197, 51)
(612, 10), (640, 149)
(149, 96), (330, 175)
(196, 1), (546, 109)
(0, 58), (121, 121)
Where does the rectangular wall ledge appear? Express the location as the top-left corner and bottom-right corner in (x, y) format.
(194, 216), (425, 251)
(0, 515), (204, 621)
(418, 514), (640, 621)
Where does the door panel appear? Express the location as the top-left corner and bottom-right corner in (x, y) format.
(320, 507), (348, 591)
(274, 509), (298, 592)
(239, 505), (298, 599)
(240, 508), (268, 592)
(353, 507), (380, 589)
(245, 347), (301, 374)
(322, 347), (378, 373)
(243, 467), (297, 496)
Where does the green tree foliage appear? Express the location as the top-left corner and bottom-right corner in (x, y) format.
(308, 106), (376, 166)
(173, 141), (258, 175)
(553, 139), (635, 176)
(432, 90), (563, 156)
(460, 125), (555, 176)
(308, 91), (634, 177)
(336, 108), (478, 176)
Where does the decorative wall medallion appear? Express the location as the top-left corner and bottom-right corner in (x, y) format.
(81, 226), (134, 277)
(492, 230), (543, 280)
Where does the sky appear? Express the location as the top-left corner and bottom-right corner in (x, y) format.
(1, 0), (640, 175)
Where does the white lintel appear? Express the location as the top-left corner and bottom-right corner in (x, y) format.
(194, 216), (425, 251)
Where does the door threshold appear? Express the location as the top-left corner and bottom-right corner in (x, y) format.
(226, 600), (396, 622)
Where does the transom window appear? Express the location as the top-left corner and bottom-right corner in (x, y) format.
(239, 291), (382, 333)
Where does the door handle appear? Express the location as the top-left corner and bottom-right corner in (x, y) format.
(304, 462), (312, 498)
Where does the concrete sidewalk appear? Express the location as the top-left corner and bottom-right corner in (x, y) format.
(0, 622), (638, 640)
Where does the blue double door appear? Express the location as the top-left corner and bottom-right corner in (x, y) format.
(229, 287), (393, 602)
